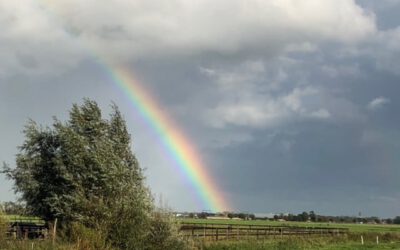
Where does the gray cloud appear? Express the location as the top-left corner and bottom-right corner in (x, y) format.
(2, 0), (376, 65)
(1, 0), (400, 217)
(0, 1), (84, 77)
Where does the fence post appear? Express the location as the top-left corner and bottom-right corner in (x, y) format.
(376, 236), (379, 245)
(361, 235), (364, 245)
(216, 228), (219, 241)
(52, 218), (58, 245)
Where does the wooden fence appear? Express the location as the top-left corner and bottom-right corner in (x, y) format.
(180, 223), (349, 241)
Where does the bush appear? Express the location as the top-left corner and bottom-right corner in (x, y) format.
(103, 209), (188, 250)
(67, 222), (112, 250)
(145, 211), (188, 250)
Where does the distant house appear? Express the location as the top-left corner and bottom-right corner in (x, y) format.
(206, 216), (229, 220)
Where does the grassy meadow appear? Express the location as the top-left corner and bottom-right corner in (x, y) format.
(201, 238), (400, 250)
(179, 218), (400, 233)
(180, 218), (400, 249)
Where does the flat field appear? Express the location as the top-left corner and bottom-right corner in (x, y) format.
(178, 218), (400, 233)
(180, 218), (400, 249)
(201, 239), (400, 250)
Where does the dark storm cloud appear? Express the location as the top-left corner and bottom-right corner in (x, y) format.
(126, 41), (400, 216)
(1, 0), (400, 216)
(205, 117), (400, 217)
(131, 27), (400, 215)
(357, 0), (400, 29)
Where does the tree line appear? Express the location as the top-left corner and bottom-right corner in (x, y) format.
(271, 211), (400, 224)
(176, 211), (400, 225)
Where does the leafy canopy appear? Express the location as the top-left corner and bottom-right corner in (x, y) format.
(3, 99), (152, 225)
(3, 99), (189, 249)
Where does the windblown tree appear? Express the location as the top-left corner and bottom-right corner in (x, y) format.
(2, 99), (186, 249)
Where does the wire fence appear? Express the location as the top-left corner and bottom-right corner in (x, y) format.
(180, 223), (349, 241)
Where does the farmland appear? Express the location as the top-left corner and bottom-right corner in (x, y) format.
(201, 238), (400, 250)
(1, 215), (400, 249)
(178, 218), (400, 249)
(178, 218), (400, 233)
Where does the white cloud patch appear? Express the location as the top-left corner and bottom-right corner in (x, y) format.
(0, 0), (376, 72)
(202, 61), (333, 128)
(57, 0), (375, 60)
(199, 55), (369, 129)
(368, 96), (390, 110)
(309, 109), (331, 119)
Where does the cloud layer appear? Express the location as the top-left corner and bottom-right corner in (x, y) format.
(1, 0), (376, 68)
(1, 0), (400, 217)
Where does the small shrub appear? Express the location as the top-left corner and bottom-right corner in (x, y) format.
(67, 222), (112, 250)
(145, 211), (188, 250)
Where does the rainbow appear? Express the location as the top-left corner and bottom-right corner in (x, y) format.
(35, 0), (230, 212)
(100, 64), (230, 212)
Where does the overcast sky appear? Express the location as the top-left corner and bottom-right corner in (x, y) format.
(1, 0), (400, 217)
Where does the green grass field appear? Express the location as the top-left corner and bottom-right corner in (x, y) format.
(180, 218), (400, 249)
(201, 239), (400, 250)
(2, 214), (45, 225)
(178, 218), (400, 233)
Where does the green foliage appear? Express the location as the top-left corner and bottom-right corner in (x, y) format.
(1, 201), (26, 215)
(67, 222), (112, 250)
(3, 100), (150, 223)
(145, 211), (188, 250)
(393, 216), (400, 225)
(2, 99), (187, 249)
